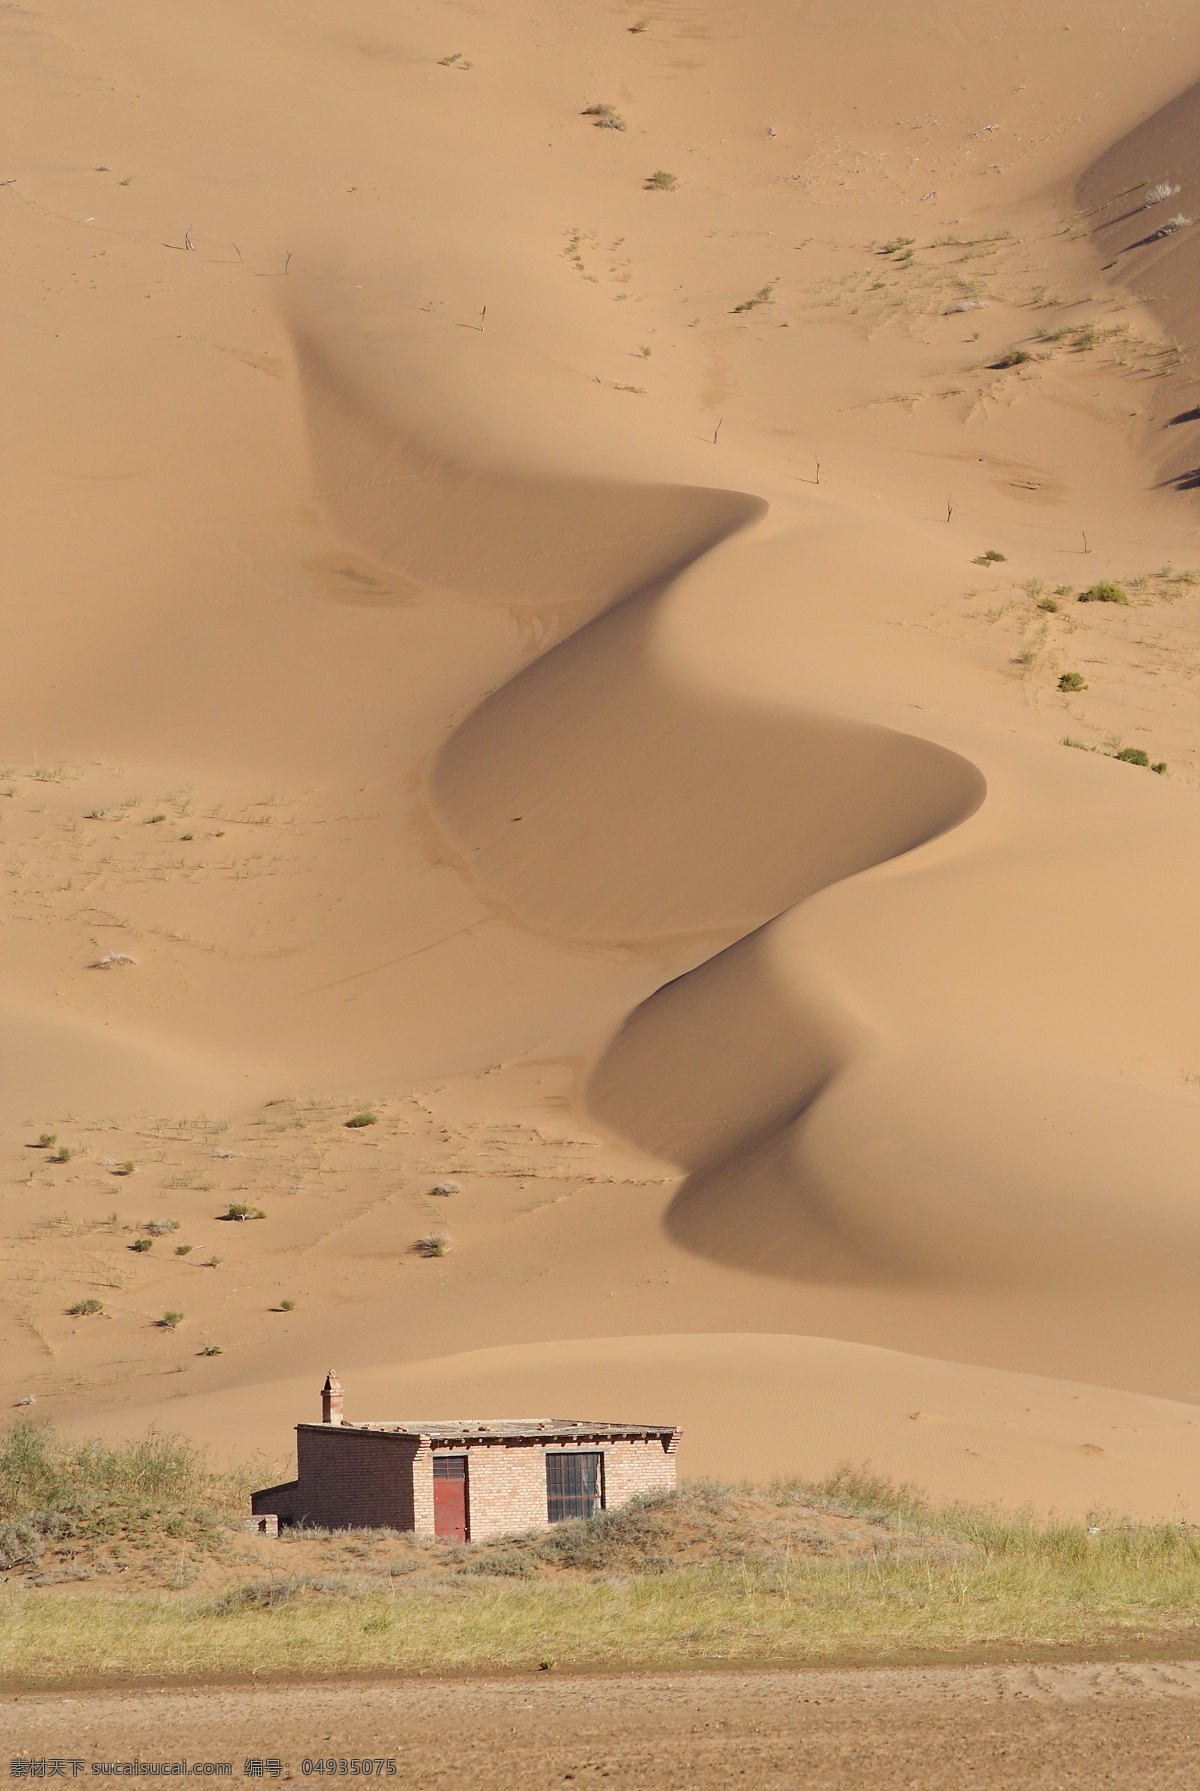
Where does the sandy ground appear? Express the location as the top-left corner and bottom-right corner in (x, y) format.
(5, 0), (1200, 1514)
(11, 1663), (1200, 1789)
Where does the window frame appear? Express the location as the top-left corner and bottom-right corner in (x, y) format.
(544, 1449), (605, 1523)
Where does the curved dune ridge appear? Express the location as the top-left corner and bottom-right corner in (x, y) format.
(289, 298), (995, 1277)
(292, 259), (1200, 1295)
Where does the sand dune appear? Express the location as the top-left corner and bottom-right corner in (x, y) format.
(4, 0), (1200, 1513)
(72, 1332), (1200, 1520)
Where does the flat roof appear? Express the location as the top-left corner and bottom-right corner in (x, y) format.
(299, 1419), (679, 1443)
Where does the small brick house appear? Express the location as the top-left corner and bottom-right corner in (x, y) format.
(251, 1373), (681, 1541)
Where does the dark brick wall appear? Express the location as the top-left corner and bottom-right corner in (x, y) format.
(284, 1426), (423, 1529)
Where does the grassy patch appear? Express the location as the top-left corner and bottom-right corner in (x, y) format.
(5, 1443), (1200, 1683)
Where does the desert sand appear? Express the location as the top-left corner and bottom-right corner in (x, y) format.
(4, 0), (1200, 1516)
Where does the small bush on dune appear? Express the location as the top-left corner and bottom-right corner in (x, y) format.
(66, 1300), (103, 1317)
(582, 103), (626, 130)
(1079, 582), (1128, 604)
(993, 347), (1031, 368)
(1115, 747), (1151, 766)
(645, 170), (678, 191)
(414, 1232), (451, 1258)
(1058, 672), (1087, 692)
(973, 549), (1006, 565)
(345, 1112), (376, 1129)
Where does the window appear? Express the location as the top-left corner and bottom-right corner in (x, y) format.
(546, 1451), (603, 1523)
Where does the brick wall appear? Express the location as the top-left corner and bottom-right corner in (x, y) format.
(289, 1426), (423, 1529)
(600, 1437), (678, 1508)
(458, 1441), (549, 1540)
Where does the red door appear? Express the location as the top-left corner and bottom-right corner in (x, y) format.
(433, 1454), (468, 1541)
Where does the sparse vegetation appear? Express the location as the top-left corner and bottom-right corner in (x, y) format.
(145, 1219), (180, 1236)
(1079, 582), (1129, 605)
(415, 1232), (452, 1258)
(878, 237), (915, 255)
(221, 1203), (266, 1221)
(993, 347), (1031, 368)
(36, 1134), (56, 1150)
(9, 1454), (1200, 1685)
(1142, 181), (1181, 208)
(582, 103), (626, 130)
(66, 1300), (103, 1317)
(175, 1244), (193, 1256)
(1058, 673), (1088, 692)
(198, 1345), (222, 1356)
(159, 1311), (184, 1330)
(973, 550), (1006, 565)
(345, 1111), (377, 1129)
(279, 1300), (296, 1312)
(732, 284), (776, 314)
(130, 1237), (153, 1253)
(51, 1147), (71, 1164)
(644, 170), (678, 191)
(1115, 747), (1151, 766)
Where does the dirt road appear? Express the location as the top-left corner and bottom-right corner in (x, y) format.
(7, 1661), (1200, 1789)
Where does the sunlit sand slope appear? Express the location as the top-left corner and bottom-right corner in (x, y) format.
(72, 1333), (1200, 1520)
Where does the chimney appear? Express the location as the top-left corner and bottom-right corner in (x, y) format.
(321, 1370), (344, 1425)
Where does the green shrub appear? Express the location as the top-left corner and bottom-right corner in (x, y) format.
(159, 1312), (184, 1331)
(37, 1133), (56, 1150)
(994, 348), (1031, 367)
(732, 284), (776, 314)
(1115, 747), (1150, 766)
(972, 549), (1006, 565)
(1058, 672), (1087, 692)
(345, 1112), (376, 1129)
(645, 170), (678, 191)
(130, 1238), (153, 1253)
(66, 1300), (103, 1317)
(1152, 762), (1168, 775)
(1079, 582), (1128, 604)
(222, 1204), (265, 1221)
(415, 1232), (451, 1258)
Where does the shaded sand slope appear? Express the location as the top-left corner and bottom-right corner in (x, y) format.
(5, 0), (1200, 1502)
(1079, 78), (1200, 481)
(73, 1333), (1200, 1519)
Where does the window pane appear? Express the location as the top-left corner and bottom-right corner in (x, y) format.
(546, 1452), (602, 1522)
